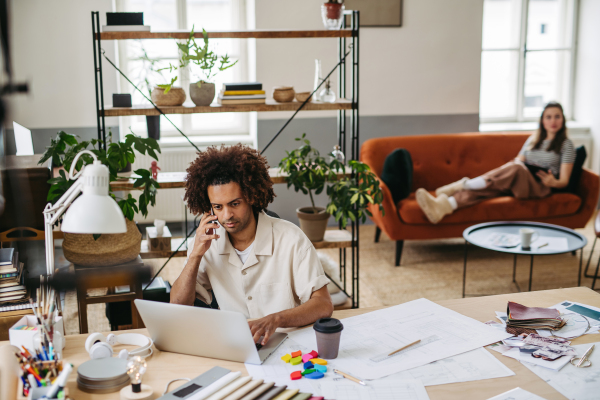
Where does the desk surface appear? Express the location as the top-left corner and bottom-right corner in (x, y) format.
(3, 287), (599, 400)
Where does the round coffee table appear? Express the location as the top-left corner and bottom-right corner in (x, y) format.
(462, 221), (587, 297)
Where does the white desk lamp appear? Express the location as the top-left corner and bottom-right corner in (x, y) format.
(43, 150), (127, 275)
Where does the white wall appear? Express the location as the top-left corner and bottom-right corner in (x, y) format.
(574, 0), (600, 174)
(254, 0), (484, 120)
(8, 0), (118, 129)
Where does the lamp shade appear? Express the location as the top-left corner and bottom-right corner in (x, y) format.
(61, 194), (127, 234)
(61, 159), (127, 234)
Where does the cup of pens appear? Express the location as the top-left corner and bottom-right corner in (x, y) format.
(313, 317), (344, 359)
(9, 284), (68, 399)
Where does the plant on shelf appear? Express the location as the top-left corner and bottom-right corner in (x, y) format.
(39, 129), (161, 223)
(161, 26), (237, 106)
(279, 134), (384, 241)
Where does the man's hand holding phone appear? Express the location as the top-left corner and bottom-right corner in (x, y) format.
(191, 210), (220, 259)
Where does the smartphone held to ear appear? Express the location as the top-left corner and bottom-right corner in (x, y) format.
(206, 209), (217, 235)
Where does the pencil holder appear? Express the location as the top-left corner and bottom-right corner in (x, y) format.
(9, 315), (64, 355)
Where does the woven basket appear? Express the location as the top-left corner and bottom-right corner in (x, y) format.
(62, 219), (141, 267)
(151, 86), (186, 106)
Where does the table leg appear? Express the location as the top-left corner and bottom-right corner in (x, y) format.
(579, 248), (583, 287)
(592, 254), (600, 291)
(77, 285), (89, 334)
(463, 240), (468, 298)
(513, 254), (522, 292)
(528, 255), (534, 292)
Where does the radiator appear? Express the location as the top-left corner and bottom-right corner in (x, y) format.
(129, 149), (199, 223)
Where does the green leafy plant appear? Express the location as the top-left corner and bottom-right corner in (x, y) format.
(326, 160), (384, 228)
(278, 134), (341, 214)
(160, 26), (237, 92)
(130, 42), (176, 96)
(279, 134), (385, 228)
(39, 129), (161, 222)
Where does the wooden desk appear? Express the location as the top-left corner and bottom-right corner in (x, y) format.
(2, 287), (599, 399)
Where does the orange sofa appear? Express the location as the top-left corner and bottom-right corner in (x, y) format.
(360, 132), (600, 265)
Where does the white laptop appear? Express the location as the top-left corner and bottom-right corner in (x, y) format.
(134, 299), (287, 365)
(13, 121), (34, 156)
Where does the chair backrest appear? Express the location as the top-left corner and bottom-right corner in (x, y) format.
(360, 132), (532, 191)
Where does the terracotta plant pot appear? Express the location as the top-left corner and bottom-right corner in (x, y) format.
(324, 2), (343, 20)
(189, 81), (216, 106)
(296, 207), (330, 242)
(273, 86), (295, 103)
(151, 86), (186, 106)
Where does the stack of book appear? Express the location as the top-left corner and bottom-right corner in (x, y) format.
(506, 301), (566, 333)
(0, 248), (30, 317)
(218, 83), (266, 105)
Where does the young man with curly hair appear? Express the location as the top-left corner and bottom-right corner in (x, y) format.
(171, 144), (334, 345)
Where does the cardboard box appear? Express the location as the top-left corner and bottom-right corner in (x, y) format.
(9, 315), (64, 353)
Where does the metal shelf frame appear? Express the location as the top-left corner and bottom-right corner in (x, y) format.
(91, 10), (361, 308)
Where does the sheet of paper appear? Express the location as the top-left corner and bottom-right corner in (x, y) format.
(502, 347), (571, 371)
(380, 348), (515, 386)
(521, 342), (600, 400)
(533, 236), (569, 252)
(246, 338), (325, 395)
(536, 301), (600, 338)
(486, 387), (548, 400)
(287, 298), (512, 380)
(319, 379), (430, 400)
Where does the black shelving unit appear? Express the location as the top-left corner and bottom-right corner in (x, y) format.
(91, 10), (361, 308)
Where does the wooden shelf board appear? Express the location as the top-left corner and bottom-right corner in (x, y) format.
(312, 229), (355, 249)
(111, 167), (351, 191)
(104, 99), (353, 116)
(99, 29), (353, 40)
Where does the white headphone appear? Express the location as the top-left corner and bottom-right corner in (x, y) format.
(85, 332), (153, 360)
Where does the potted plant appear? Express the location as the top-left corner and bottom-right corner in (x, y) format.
(279, 134), (384, 241)
(39, 130), (161, 266)
(130, 43), (181, 139)
(322, 0), (345, 30)
(161, 27), (237, 106)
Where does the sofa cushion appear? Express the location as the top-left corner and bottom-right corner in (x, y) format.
(381, 148), (413, 203)
(398, 192), (582, 225)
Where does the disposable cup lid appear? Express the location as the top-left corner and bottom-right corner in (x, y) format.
(313, 318), (343, 333)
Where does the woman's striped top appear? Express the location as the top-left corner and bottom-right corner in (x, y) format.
(519, 136), (575, 177)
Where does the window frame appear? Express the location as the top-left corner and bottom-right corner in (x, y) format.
(479, 0), (579, 123)
(115, 0), (254, 147)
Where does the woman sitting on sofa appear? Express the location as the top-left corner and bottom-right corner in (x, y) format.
(416, 101), (575, 224)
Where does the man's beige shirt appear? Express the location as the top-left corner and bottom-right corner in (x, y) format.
(186, 211), (330, 319)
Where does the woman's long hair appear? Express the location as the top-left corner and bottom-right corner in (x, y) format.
(528, 102), (568, 154)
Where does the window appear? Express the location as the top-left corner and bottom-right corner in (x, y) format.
(479, 0), (577, 122)
(116, 0), (252, 145)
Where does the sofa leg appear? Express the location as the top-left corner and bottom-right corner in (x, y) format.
(375, 227), (382, 243)
(395, 240), (404, 267)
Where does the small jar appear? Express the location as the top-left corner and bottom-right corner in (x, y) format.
(321, 3), (345, 30)
(273, 86), (295, 103)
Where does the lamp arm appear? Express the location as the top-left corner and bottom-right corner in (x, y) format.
(69, 150), (98, 180)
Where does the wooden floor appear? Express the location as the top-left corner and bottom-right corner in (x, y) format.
(63, 212), (600, 335)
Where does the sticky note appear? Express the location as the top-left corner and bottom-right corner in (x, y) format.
(314, 364), (327, 373)
(301, 368), (316, 376)
(309, 350), (318, 358)
(304, 371), (324, 380)
(290, 371), (302, 380)
(303, 361), (314, 369)
(311, 358), (327, 365)
(291, 350), (302, 358)
(281, 354), (291, 363)
(302, 354), (314, 363)
(290, 356), (302, 365)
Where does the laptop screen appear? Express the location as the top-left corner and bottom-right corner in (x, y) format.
(13, 121), (34, 156)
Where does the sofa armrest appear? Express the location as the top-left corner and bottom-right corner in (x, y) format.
(574, 168), (600, 221)
(366, 178), (406, 240)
